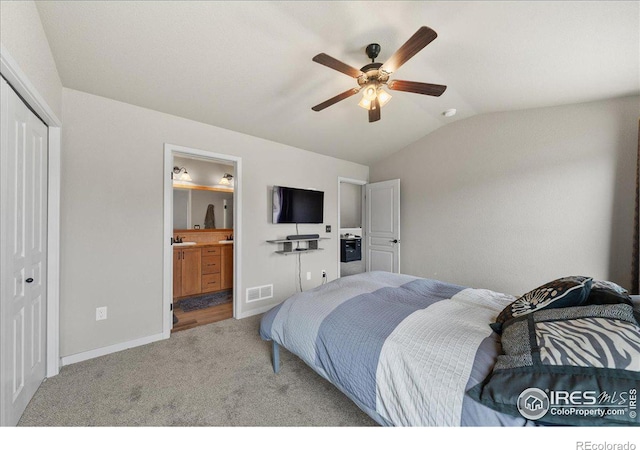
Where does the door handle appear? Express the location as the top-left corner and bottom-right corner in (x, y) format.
(390, 239), (399, 244)
(25, 278), (34, 283)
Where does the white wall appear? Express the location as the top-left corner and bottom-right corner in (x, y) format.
(59, 88), (368, 358)
(0, 1), (62, 120)
(340, 182), (362, 229)
(371, 96), (639, 296)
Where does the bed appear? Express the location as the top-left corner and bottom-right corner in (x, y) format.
(259, 271), (640, 427)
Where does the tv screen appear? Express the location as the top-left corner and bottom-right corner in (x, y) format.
(273, 186), (324, 224)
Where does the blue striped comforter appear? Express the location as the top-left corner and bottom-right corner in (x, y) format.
(260, 271), (530, 426)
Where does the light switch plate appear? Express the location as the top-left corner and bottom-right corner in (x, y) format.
(326, 225), (331, 232)
(96, 307), (107, 321)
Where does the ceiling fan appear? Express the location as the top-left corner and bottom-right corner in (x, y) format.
(311, 26), (446, 123)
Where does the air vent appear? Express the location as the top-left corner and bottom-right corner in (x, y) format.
(247, 288), (261, 302)
(260, 285), (273, 299)
(246, 284), (274, 303)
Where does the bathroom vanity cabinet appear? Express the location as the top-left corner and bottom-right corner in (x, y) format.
(201, 246), (221, 293)
(173, 244), (233, 300)
(174, 247), (202, 297)
(221, 245), (233, 290)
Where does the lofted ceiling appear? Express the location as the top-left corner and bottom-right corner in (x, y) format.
(36, 1), (639, 165)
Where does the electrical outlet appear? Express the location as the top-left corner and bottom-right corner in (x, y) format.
(325, 225), (331, 233)
(96, 306), (107, 321)
(306, 272), (311, 280)
(322, 270), (327, 278)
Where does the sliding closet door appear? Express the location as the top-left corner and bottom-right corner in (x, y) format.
(0, 77), (48, 426)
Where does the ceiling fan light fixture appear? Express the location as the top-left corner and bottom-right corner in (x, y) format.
(358, 97), (372, 110)
(363, 84), (377, 101)
(377, 88), (392, 107)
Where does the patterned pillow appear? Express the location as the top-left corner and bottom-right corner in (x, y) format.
(590, 279), (628, 295)
(585, 281), (632, 307)
(469, 304), (640, 426)
(490, 276), (592, 334)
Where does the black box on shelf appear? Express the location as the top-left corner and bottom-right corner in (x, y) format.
(340, 237), (361, 263)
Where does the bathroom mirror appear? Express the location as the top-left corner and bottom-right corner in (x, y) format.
(173, 187), (234, 230)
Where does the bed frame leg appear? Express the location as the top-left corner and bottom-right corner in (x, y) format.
(272, 341), (280, 373)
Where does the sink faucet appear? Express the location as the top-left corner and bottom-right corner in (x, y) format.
(175, 235), (184, 243)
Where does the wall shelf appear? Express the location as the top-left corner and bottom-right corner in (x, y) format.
(267, 237), (329, 255)
(274, 249), (324, 255)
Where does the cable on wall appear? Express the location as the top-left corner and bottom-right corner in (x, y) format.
(296, 223), (303, 292)
(298, 253), (303, 292)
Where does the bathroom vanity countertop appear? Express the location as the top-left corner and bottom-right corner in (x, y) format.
(172, 242), (233, 249)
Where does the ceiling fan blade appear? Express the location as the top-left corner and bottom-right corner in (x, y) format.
(312, 53), (364, 78)
(369, 97), (381, 123)
(311, 87), (361, 112)
(387, 80), (447, 96)
(381, 26), (438, 74)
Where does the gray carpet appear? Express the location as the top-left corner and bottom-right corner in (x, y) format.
(18, 315), (376, 426)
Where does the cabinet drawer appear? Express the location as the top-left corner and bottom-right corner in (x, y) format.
(202, 247), (221, 256)
(202, 256), (221, 274)
(201, 273), (221, 293)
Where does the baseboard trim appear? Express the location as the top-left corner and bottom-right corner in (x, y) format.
(61, 332), (167, 367)
(236, 303), (278, 319)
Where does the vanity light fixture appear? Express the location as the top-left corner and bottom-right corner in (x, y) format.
(219, 173), (233, 186)
(172, 166), (192, 182)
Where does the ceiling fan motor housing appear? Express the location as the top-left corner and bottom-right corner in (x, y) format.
(365, 43), (381, 62)
(358, 62), (389, 89)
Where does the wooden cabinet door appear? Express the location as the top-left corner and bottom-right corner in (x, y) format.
(180, 248), (202, 296)
(173, 249), (182, 299)
(221, 245), (233, 290)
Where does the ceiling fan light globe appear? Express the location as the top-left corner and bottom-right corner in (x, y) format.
(377, 88), (392, 107)
(363, 85), (377, 101)
(358, 97), (372, 110)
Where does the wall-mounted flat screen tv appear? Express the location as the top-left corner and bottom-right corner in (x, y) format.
(272, 186), (324, 224)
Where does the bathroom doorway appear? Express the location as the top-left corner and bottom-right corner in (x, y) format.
(163, 144), (242, 337)
(337, 177), (367, 278)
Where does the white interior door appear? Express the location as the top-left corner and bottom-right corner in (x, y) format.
(1, 78), (48, 426)
(364, 179), (400, 273)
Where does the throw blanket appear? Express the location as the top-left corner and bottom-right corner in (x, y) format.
(260, 271), (530, 426)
